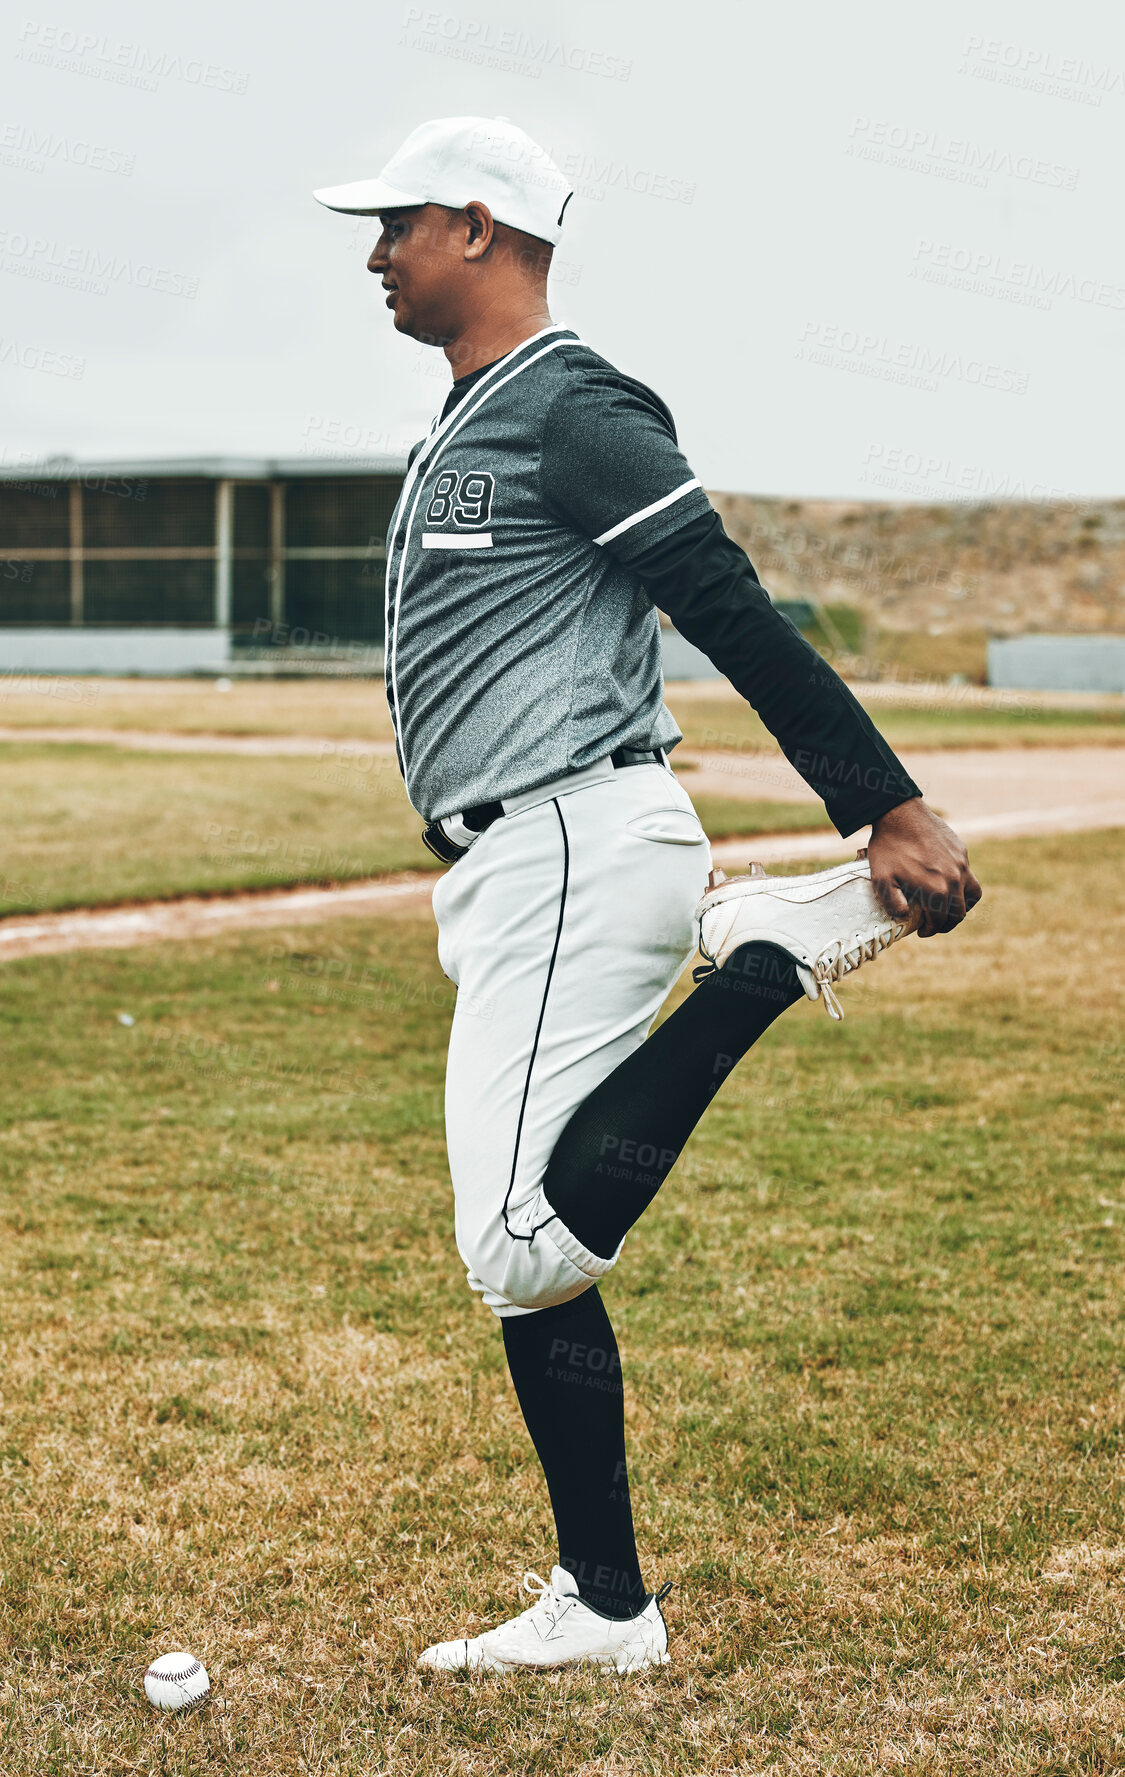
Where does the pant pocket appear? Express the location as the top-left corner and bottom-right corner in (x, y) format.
(625, 806), (707, 845)
(431, 872), (461, 985)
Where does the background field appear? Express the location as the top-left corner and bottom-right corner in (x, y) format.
(2, 676), (1124, 750)
(667, 686), (1125, 756)
(0, 742), (829, 917)
(1, 832), (1122, 1774)
(3, 674), (1123, 916)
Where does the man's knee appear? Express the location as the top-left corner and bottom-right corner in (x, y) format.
(460, 1222), (601, 1315)
(487, 1283), (599, 1320)
(466, 1258), (588, 1315)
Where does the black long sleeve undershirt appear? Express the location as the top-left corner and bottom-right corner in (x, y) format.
(631, 511), (922, 838)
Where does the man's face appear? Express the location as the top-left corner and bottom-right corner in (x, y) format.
(367, 204), (463, 346)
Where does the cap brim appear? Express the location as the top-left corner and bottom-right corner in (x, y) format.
(312, 177), (424, 216)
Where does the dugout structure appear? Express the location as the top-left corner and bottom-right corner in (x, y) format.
(0, 456), (407, 673)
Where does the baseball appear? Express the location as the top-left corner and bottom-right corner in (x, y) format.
(143, 1650), (210, 1711)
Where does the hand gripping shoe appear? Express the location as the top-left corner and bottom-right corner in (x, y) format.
(693, 853), (919, 1020)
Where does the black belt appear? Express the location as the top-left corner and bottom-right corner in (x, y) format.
(422, 747), (665, 864)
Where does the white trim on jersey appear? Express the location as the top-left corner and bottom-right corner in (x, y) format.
(386, 325), (580, 806)
(592, 478), (702, 548)
(421, 532), (494, 550)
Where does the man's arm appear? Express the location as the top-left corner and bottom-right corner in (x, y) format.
(628, 510), (982, 936)
(537, 365), (980, 935)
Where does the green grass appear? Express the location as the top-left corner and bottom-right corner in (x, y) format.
(796, 601), (868, 659)
(0, 742), (431, 914)
(670, 690), (1125, 755)
(0, 744), (827, 916)
(0, 831), (1122, 1772)
(844, 700), (1125, 751)
(687, 793), (830, 839)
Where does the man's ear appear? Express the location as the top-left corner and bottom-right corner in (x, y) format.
(462, 202), (496, 261)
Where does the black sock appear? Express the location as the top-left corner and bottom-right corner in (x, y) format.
(501, 1288), (647, 1620)
(545, 941), (804, 1260)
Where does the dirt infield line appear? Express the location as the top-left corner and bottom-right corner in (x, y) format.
(3, 802), (1122, 963)
(709, 800), (1125, 869)
(0, 876), (436, 962)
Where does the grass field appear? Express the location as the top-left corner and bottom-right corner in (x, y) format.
(667, 689), (1125, 755)
(0, 677), (399, 742)
(0, 744), (828, 916)
(1, 831), (1122, 1773)
(1, 675), (1123, 752)
(3, 667), (1121, 915)
(0, 742), (429, 915)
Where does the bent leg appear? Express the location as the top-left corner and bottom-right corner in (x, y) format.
(434, 764), (708, 1316)
(544, 941), (805, 1259)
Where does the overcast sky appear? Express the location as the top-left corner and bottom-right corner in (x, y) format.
(2, 0), (1122, 498)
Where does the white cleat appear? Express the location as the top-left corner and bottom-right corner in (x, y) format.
(416, 1566), (671, 1675)
(694, 854), (919, 1021)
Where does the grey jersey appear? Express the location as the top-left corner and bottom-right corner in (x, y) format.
(384, 325), (713, 821)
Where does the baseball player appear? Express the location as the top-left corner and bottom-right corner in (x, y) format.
(314, 116), (981, 1674)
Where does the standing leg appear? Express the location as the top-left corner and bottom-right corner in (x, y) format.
(501, 1287), (645, 1619)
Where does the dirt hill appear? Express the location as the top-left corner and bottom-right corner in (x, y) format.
(707, 494), (1125, 643)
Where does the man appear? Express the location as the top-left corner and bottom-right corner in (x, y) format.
(314, 116), (980, 1674)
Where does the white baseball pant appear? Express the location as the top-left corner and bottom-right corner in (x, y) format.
(431, 756), (712, 1318)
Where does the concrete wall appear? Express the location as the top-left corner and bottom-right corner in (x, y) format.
(0, 629), (232, 674)
(1, 626), (723, 681)
(661, 628), (723, 681)
(988, 635), (1125, 693)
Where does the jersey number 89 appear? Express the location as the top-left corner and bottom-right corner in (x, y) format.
(425, 470), (495, 529)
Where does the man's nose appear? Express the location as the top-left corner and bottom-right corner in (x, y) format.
(367, 234), (388, 274)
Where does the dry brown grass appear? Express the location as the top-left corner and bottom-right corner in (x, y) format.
(0, 832), (1122, 1773)
(0, 675), (398, 739)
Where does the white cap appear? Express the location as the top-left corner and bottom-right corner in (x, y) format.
(313, 116), (574, 246)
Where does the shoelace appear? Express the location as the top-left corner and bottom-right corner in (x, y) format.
(516, 1571), (574, 1634)
(808, 924), (904, 1019)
